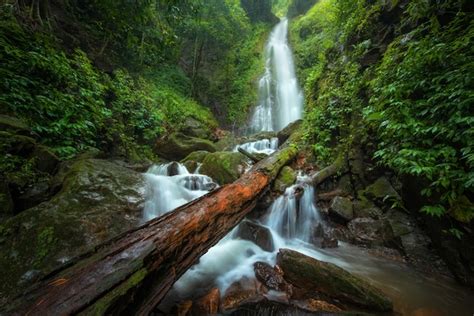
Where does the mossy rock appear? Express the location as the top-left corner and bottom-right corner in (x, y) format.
(154, 132), (217, 161)
(353, 198), (383, 219)
(0, 115), (34, 138)
(360, 177), (401, 207)
(180, 117), (213, 140)
(181, 150), (210, 173)
(276, 119), (302, 145)
(0, 159), (146, 304)
(329, 196), (354, 223)
(198, 151), (250, 185)
(273, 166), (296, 193)
(277, 249), (393, 312)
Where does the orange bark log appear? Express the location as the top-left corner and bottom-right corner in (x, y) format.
(8, 146), (297, 316)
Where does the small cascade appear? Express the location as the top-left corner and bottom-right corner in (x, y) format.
(249, 18), (303, 133)
(234, 137), (279, 155)
(143, 162), (218, 222)
(264, 174), (322, 243)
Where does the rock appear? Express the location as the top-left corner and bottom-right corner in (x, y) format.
(0, 131), (36, 157)
(237, 220), (274, 252)
(321, 236), (338, 248)
(0, 182), (14, 217)
(0, 159), (146, 302)
(273, 166), (296, 193)
(276, 120), (302, 145)
(277, 248), (393, 311)
(254, 262), (292, 293)
(154, 132), (217, 161)
(15, 180), (51, 212)
(181, 150), (210, 172)
(336, 174), (353, 195)
(172, 300), (193, 316)
(221, 277), (266, 312)
(329, 196), (354, 223)
(347, 218), (399, 248)
(292, 299), (342, 313)
(193, 287), (220, 315)
(353, 198), (383, 219)
(32, 145), (59, 174)
(199, 151), (250, 185)
(0, 115), (34, 137)
(362, 177), (401, 207)
(180, 117), (213, 140)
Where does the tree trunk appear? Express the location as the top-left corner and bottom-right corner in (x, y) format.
(8, 146), (298, 316)
(311, 154), (348, 186)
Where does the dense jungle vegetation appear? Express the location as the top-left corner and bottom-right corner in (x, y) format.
(1, 0), (473, 313)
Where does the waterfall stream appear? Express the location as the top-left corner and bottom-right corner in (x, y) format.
(250, 18), (303, 133)
(143, 19), (473, 316)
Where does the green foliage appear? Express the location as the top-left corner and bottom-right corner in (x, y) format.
(291, 0), (473, 221)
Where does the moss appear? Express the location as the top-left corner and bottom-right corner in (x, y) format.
(81, 268), (148, 315)
(34, 226), (57, 266)
(273, 166), (297, 193)
(199, 151), (249, 184)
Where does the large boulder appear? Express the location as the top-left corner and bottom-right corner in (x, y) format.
(254, 262), (292, 293)
(277, 249), (393, 312)
(329, 196), (354, 223)
(237, 220), (274, 252)
(199, 151), (250, 185)
(220, 277), (266, 312)
(154, 132), (217, 161)
(361, 177), (401, 207)
(347, 218), (399, 249)
(180, 117), (213, 140)
(0, 159), (146, 304)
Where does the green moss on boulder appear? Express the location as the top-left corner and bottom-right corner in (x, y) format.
(0, 159), (146, 303)
(199, 151), (250, 185)
(154, 132), (217, 160)
(273, 166), (296, 193)
(277, 249), (393, 312)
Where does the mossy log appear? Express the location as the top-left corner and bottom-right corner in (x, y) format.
(238, 147), (261, 162)
(7, 146), (298, 316)
(311, 154), (348, 186)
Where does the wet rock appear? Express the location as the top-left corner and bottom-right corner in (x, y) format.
(276, 120), (302, 144)
(353, 198), (383, 219)
(329, 196), (354, 223)
(0, 159), (146, 303)
(32, 145), (59, 174)
(321, 236), (338, 248)
(292, 299), (342, 313)
(199, 151), (250, 185)
(273, 166), (296, 193)
(237, 220), (274, 252)
(221, 277), (266, 312)
(172, 300), (193, 316)
(254, 262), (292, 293)
(154, 132), (217, 161)
(15, 180), (51, 212)
(193, 287), (220, 315)
(347, 218), (399, 248)
(336, 174), (353, 195)
(361, 177), (401, 207)
(277, 248), (393, 311)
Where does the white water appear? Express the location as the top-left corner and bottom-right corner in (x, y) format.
(233, 137), (279, 155)
(172, 174), (321, 295)
(250, 18), (303, 132)
(142, 162), (218, 221)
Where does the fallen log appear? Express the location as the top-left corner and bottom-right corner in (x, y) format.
(311, 154), (348, 186)
(238, 147), (261, 162)
(7, 146), (298, 316)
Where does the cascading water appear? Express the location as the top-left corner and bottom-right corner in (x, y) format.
(142, 162), (218, 221)
(233, 137), (279, 155)
(250, 18), (303, 133)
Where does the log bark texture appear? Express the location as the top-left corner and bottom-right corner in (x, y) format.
(7, 146), (297, 316)
(311, 155), (348, 186)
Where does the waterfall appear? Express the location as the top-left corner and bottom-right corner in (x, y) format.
(233, 137), (279, 155)
(143, 162), (218, 221)
(250, 18), (303, 132)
